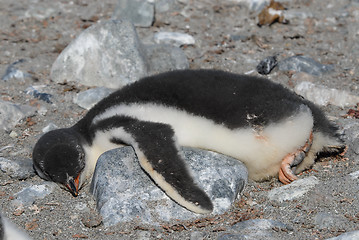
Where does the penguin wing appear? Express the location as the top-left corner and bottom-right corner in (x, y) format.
(101, 116), (213, 214)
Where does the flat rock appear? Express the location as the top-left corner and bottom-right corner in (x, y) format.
(278, 55), (334, 76)
(154, 32), (195, 47)
(218, 219), (293, 240)
(0, 100), (36, 132)
(73, 87), (114, 110)
(0, 157), (35, 180)
(12, 183), (56, 207)
(294, 81), (359, 108)
(51, 19), (148, 89)
(90, 146), (248, 226)
(326, 231), (359, 240)
(268, 176), (319, 202)
(145, 44), (189, 74)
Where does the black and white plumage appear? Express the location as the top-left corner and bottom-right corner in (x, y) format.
(32, 69), (345, 214)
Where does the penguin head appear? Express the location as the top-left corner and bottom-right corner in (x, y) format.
(32, 128), (86, 197)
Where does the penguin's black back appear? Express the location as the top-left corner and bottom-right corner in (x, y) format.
(79, 70), (337, 136)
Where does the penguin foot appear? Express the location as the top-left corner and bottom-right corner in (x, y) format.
(279, 131), (313, 184)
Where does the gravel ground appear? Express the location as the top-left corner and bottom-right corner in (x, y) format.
(1, 0), (359, 239)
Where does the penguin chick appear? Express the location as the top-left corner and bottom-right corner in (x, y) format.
(32, 69), (345, 214)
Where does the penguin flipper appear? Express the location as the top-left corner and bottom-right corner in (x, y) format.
(111, 119), (213, 214)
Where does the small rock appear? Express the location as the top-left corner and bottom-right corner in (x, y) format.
(73, 87), (114, 110)
(13, 183), (56, 207)
(218, 219), (293, 240)
(51, 19), (148, 89)
(326, 230), (359, 240)
(91, 147), (248, 226)
(268, 176), (319, 202)
(80, 209), (102, 228)
(25, 86), (52, 104)
(42, 123), (59, 133)
(9, 131), (18, 138)
(112, 0), (154, 27)
(0, 157), (35, 180)
(145, 44), (189, 74)
(1, 59), (32, 81)
(294, 81), (359, 108)
(278, 55), (334, 76)
(256, 55), (277, 75)
(154, 32), (195, 47)
(349, 170), (359, 179)
(0, 100), (36, 132)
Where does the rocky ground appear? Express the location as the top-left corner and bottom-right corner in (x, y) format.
(1, 0), (359, 239)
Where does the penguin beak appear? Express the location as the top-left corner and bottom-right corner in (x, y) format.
(66, 174), (81, 197)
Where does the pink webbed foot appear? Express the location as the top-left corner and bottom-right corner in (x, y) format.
(278, 131), (313, 185)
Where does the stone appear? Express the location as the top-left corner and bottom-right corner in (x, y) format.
(278, 55), (334, 76)
(12, 183), (56, 207)
(218, 219), (293, 240)
(90, 147), (248, 226)
(0, 157), (35, 180)
(256, 55), (277, 75)
(25, 86), (52, 104)
(154, 32), (195, 47)
(294, 81), (359, 108)
(0, 100), (36, 132)
(268, 176), (319, 202)
(145, 44), (189, 74)
(112, 0), (154, 27)
(73, 87), (114, 110)
(1, 59), (32, 81)
(51, 19), (148, 89)
(42, 123), (59, 133)
(154, 0), (175, 13)
(0, 213), (32, 240)
(326, 231), (359, 240)
(233, 0), (270, 12)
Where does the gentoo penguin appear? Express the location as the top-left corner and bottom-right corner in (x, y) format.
(0, 213), (31, 240)
(32, 69), (345, 214)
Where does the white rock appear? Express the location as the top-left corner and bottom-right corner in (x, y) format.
(268, 176), (319, 202)
(0, 100), (36, 132)
(154, 32), (195, 47)
(295, 81), (359, 108)
(73, 87), (114, 110)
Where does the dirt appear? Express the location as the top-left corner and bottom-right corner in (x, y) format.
(1, 0), (359, 239)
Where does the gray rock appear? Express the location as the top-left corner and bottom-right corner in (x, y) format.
(90, 146), (248, 226)
(294, 81), (359, 107)
(0, 213), (32, 240)
(268, 176), (319, 202)
(154, 32), (195, 47)
(25, 86), (52, 104)
(234, 0), (270, 12)
(51, 19), (148, 89)
(218, 219), (293, 240)
(1, 59), (32, 81)
(12, 183), (56, 207)
(154, 0), (175, 13)
(112, 0), (154, 27)
(314, 212), (349, 230)
(326, 230), (359, 240)
(145, 44), (189, 74)
(0, 157), (35, 180)
(73, 87), (114, 110)
(278, 55), (334, 76)
(0, 100), (36, 132)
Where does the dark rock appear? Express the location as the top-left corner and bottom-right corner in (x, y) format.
(256, 55), (277, 75)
